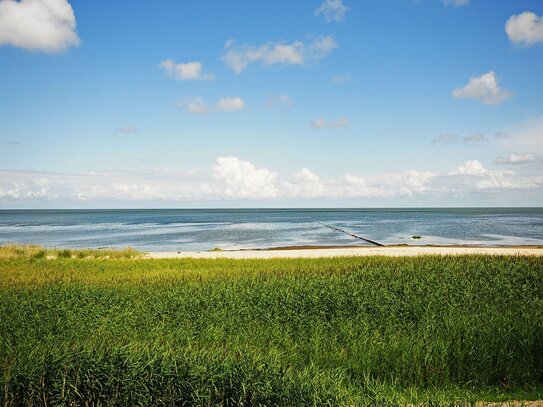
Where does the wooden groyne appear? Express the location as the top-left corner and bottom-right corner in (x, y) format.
(318, 222), (385, 247)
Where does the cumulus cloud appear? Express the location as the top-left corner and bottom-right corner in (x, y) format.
(333, 171), (438, 199)
(216, 96), (245, 111)
(284, 168), (325, 198)
(311, 116), (349, 129)
(116, 126), (138, 134)
(184, 97), (208, 115)
(314, 0), (349, 22)
(223, 36), (337, 73)
(452, 71), (511, 105)
(396, 170), (437, 193)
(453, 160), (488, 176)
(160, 59), (214, 81)
(505, 12), (543, 46)
(212, 157), (278, 199)
(495, 153), (538, 165)
(449, 160), (534, 191)
(340, 174), (387, 198)
(443, 0), (470, 7)
(294, 168), (320, 184)
(0, 0), (80, 52)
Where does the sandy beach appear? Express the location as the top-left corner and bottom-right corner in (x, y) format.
(146, 246), (543, 259)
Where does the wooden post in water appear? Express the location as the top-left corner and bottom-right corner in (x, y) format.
(318, 222), (385, 247)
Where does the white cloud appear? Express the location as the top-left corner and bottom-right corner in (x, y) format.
(473, 172), (515, 190)
(453, 160), (488, 176)
(448, 160), (538, 191)
(67, 170), (209, 202)
(443, 0), (470, 7)
(396, 170), (437, 194)
(0, 0), (80, 53)
(216, 96), (244, 112)
(339, 170), (438, 198)
(1, 158), (542, 204)
(314, 0), (349, 22)
(340, 174), (386, 198)
(505, 12), (543, 46)
(369, 170), (438, 197)
(223, 36), (337, 73)
(179, 97), (244, 114)
(0, 176), (50, 200)
(452, 71), (511, 105)
(495, 153), (538, 165)
(160, 59), (214, 81)
(185, 97), (209, 115)
(311, 116), (349, 129)
(212, 157), (278, 199)
(116, 127), (138, 134)
(294, 168), (320, 183)
(309, 36), (338, 59)
(284, 168), (325, 198)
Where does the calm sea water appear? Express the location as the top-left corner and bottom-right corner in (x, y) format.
(0, 208), (542, 251)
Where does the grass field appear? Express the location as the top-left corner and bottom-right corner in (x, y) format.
(0, 247), (542, 405)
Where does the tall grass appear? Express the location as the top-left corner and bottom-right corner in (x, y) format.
(0, 244), (141, 260)
(0, 254), (542, 405)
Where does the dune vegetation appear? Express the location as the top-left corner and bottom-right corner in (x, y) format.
(0, 244), (142, 260)
(0, 247), (542, 405)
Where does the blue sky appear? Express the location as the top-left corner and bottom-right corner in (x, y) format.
(0, 0), (542, 208)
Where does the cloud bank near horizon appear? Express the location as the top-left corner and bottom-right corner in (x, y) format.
(1, 156), (541, 206)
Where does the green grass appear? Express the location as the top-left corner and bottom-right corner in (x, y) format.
(0, 250), (542, 405)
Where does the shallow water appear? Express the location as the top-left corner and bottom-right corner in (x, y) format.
(0, 208), (542, 251)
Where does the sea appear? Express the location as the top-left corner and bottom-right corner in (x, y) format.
(0, 208), (542, 251)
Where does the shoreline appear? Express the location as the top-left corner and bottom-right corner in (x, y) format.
(146, 245), (543, 259)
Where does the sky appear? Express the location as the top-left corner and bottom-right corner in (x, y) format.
(0, 0), (542, 208)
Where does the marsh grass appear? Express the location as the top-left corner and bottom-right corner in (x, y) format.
(0, 244), (142, 260)
(0, 253), (541, 405)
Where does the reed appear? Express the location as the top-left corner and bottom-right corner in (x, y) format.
(0, 244), (141, 260)
(0, 249), (541, 405)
